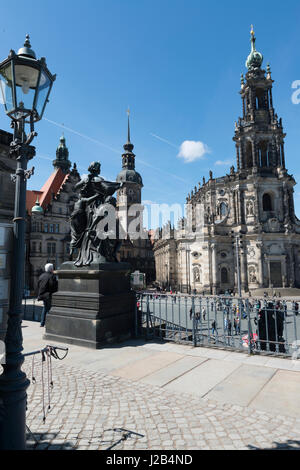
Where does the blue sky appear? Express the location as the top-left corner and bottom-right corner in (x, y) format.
(1, 0), (300, 220)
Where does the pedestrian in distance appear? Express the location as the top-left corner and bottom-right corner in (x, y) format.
(37, 263), (58, 327)
(211, 320), (216, 336)
(202, 307), (206, 321)
(234, 317), (240, 335)
(228, 319), (232, 336)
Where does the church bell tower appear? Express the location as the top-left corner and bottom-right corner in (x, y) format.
(116, 111), (143, 238)
(234, 26), (286, 175)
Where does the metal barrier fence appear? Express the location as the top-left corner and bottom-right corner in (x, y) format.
(136, 293), (300, 358)
(22, 297), (42, 322)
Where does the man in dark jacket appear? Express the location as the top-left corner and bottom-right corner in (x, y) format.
(37, 264), (58, 327)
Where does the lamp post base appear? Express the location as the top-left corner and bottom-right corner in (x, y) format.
(0, 359), (30, 450)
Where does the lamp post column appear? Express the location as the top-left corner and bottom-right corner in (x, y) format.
(0, 120), (35, 450)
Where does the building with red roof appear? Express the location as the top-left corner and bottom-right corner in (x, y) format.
(25, 135), (80, 291)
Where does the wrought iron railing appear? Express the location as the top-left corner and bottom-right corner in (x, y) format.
(136, 293), (300, 358)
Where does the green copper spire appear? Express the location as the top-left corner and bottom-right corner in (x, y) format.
(246, 25), (263, 71)
(31, 196), (44, 215)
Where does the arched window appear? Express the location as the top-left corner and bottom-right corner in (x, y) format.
(263, 193), (273, 212)
(258, 141), (269, 167)
(256, 88), (265, 109)
(219, 202), (227, 217)
(221, 267), (229, 284)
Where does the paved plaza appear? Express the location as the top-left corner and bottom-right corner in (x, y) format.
(22, 320), (300, 451)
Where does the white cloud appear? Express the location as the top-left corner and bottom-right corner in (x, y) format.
(177, 140), (210, 163)
(214, 159), (234, 166)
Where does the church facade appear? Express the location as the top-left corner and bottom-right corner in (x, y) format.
(154, 29), (300, 295)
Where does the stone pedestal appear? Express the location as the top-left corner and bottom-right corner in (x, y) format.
(44, 262), (135, 349)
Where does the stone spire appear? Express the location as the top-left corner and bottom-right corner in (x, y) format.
(53, 134), (71, 173)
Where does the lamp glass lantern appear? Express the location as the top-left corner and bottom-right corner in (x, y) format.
(0, 36), (55, 123)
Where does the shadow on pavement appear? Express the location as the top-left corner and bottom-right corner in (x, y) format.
(248, 440), (300, 450)
(26, 431), (75, 450)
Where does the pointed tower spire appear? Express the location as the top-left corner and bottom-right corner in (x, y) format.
(116, 111), (143, 188)
(127, 108), (131, 143)
(123, 109), (134, 155)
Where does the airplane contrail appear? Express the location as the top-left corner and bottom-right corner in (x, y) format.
(150, 133), (179, 149)
(42, 117), (190, 184)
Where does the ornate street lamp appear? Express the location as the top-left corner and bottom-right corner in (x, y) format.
(0, 35), (56, 450)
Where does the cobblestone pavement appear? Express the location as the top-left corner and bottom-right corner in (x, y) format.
(24, 359), (300, 451)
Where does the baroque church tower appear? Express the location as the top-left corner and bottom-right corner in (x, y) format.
(231, 27), (299, 289)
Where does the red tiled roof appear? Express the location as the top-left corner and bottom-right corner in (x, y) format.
(26, 168), (70, 214)
(26, 190), (43, 213)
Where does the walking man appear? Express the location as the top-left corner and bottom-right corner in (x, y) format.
(37, 264), (58, 327)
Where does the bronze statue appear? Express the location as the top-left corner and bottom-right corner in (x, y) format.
(70, 161), (122, 266)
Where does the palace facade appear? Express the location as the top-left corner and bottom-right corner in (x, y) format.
(25, 135), (80, 291)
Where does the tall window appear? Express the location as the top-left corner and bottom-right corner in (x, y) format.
(55, 224), (60, 233)
(47, 243), (56, 255)
(256, 88), (265, 109)
(44, 224), (48, 233)
(263, 193), (273, 212)
(50, 224), (54, 233)
(219, 203), (227, 217)
(221, 267), (229, 284)
(246, 141), (253, 168)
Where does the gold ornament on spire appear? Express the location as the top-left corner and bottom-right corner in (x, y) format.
(250, 24), (255, 36)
